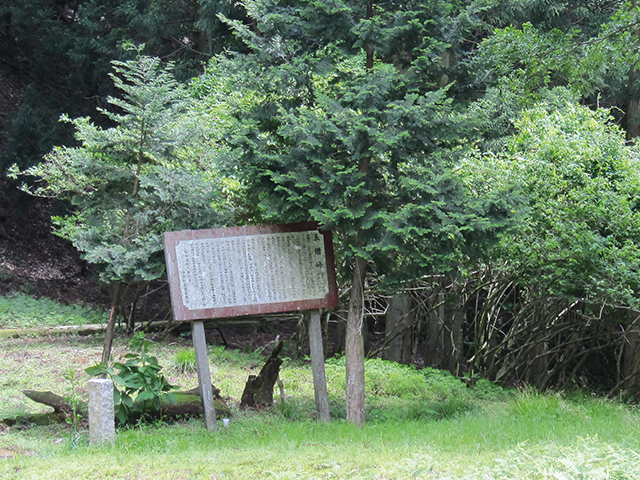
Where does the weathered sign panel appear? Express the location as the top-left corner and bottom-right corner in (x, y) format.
(164, 222), (339, 321)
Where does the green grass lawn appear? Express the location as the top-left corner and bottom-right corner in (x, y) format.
(0, 292), (107, 330)
(2, 294), (640, 479)
(3, 400), (640, 479)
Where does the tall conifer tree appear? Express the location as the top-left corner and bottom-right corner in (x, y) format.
(11, 55), (234, 363)
(200, 0), (514, 423)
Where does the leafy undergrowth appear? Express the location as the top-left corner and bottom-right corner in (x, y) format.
(276, 356), (512, 423)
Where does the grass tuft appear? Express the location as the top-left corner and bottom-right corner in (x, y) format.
(169, 348), (197, 374)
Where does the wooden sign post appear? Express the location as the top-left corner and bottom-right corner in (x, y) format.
(308, 310), (330, 422)
(191, 320), (217, 430)
(164, 222), (339, 428)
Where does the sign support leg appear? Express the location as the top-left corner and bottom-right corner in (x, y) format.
(308, 309), (330, 422)
(192, 321), (217, 431)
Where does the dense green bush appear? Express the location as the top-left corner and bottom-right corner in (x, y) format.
(326, 357), (429, 399)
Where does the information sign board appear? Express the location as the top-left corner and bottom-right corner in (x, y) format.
(164, 222), (339, 321)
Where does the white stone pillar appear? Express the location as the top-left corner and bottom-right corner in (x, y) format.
(88, 378), (115, 446)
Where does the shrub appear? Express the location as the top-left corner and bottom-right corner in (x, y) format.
(86, 332), (177, 425)
(422, 367), (469, 400)
(326, 357), (428, 398)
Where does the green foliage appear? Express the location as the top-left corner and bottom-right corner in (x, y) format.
(475, 24), (602, 98)
(360, 358), (428, 398)
(85, 332), (177, 425)
(459, 100), (640, 389)
(10, 55), (234, 285)
(325, 356), (481, 400)
(465, 99), (640, 307)
(321, 356), (511, 422)
(276, 356), (509, 423)
(326, 356), (425, 398)
(472, 2), (640, 126)
(470, 378), (513, 402)
(0, 292), (107, 329)
(202, 0), (518, 287)
(423, 367), (471, 399)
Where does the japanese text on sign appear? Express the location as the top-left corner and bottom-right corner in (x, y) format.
(175, 230), (329, 310)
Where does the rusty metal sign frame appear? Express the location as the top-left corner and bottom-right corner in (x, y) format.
(163, 222), (339, 321)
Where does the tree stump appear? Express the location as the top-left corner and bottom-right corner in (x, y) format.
(240, 337), (284, 409)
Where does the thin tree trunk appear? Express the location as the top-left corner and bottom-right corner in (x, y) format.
(441, 290), (465, 375)
(620, 313), (640, 397)
(346, 256), (367, 425)
(525, 306), (549, 388)
(333, 313), (346, 356)
(365, 0), (374, 70)
(424, 286), (445, 368)
(101, 283), (122, 366)
(322, 311), (330, 359)
(294, 313), (306, 359)
(192, 2), (213, 56)
(126, 282), (146, 332)
(344, 0), (373, 425)
(382, 294), (414, 364)
(628, 98), (640, 139)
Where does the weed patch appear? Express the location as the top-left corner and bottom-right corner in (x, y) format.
(480, 436), (640, 479)
(169, 348), (197, 374)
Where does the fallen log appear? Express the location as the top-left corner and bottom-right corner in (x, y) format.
(0, 324), (109, 339)
(161, 392), (231, 419)
(2, 412), (67, 427)
(22, 390), (78, 414)
(0, 390), (84, 427)
(0, 314), (299, 339)
(2, 385), (231, 427)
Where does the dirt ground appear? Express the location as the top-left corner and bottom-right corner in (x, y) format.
(0, 178), (109, 307)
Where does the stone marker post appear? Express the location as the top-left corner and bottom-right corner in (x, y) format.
(88, 378), (115, 446)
